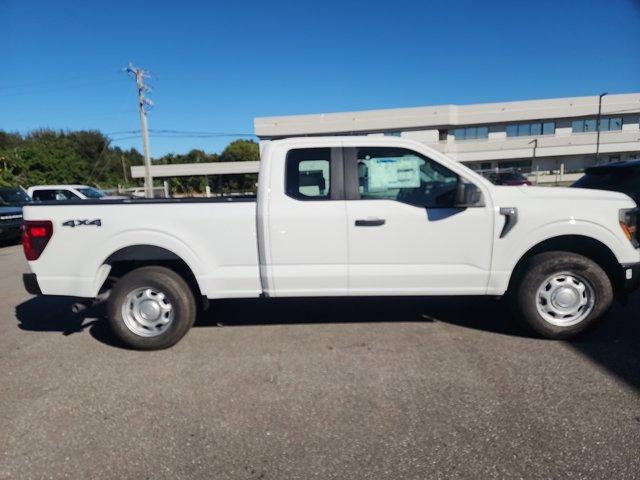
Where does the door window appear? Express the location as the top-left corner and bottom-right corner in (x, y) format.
(285, 148), (332, 200)
(353, 147), (459, 208)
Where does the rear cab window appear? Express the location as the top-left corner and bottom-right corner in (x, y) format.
(285, 148), (337, 200)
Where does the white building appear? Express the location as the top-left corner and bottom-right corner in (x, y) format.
(254, 93), (640, 183)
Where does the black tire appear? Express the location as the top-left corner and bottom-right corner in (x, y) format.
(513, 251), (613, 339)
(107, 266), (197, 350)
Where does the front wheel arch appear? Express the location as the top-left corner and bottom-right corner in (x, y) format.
(507, 235), (621, 296)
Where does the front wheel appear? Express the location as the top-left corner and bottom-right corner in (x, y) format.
(513, 251), (613, 339)
(107, 266), (197, 350)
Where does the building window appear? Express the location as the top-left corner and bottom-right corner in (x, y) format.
(572, 117), (622, 133)
(453, 126), (488, 140)
(506, 121), (555, 137)
(599, 117), (623, 131)
(383, 131), (402, 137)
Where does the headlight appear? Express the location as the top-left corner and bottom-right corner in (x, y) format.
(619, 208), (639, 247)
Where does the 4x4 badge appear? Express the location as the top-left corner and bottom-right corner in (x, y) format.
(62, 219), (102, 228)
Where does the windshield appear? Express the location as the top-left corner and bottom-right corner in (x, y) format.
(0, 188), (31, 204)
(77, 187), (106, 199)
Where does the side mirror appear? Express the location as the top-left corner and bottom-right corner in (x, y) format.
(454, 181), (484, 207)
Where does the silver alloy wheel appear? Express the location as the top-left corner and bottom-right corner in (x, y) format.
(536, 272), (595, 327)
(121, 287), (174, 337)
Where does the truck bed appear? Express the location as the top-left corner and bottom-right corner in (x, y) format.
(23, 198), (261, 299)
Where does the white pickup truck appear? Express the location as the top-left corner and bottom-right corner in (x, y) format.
(22, 137), (640, 349)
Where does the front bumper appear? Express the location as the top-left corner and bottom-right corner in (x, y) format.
(23, 273), (42, 295)
(620, 262), (640, 295)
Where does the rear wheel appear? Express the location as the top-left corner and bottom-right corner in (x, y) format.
(107, 266), (196, 350)
(513, 251), (613, 339)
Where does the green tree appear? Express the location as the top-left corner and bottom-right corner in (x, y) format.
(219, 139), (259, 163)
(215, 139), (259, 194)
(0, 129), (259, 194)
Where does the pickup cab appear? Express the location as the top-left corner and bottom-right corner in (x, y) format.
(21, 137), (640, 349)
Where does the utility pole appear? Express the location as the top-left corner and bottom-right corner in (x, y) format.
(529, 138), (538, 159)
(120, 155), (128, 184)
(529, 138), (538, 185)
(125, 62), (154, 198)
(595, 92), (608, 165)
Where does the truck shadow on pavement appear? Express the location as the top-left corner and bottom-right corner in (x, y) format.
(15, 296), (106, 337)
(15, 293), (640, 391)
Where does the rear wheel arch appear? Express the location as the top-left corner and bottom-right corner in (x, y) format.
(100, 245), (204, 305)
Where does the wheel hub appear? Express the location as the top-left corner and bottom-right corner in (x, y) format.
(139, 299), (161, 321)
(122, 287), (174, 337)
(551, 286), (580, 310)
(536, 272), (595, 327)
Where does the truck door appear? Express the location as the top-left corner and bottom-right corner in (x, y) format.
(262, 146), (348, 296)
(343, 146), (494, 295)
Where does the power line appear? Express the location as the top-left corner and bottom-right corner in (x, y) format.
(88, 138), (113, 178)
(147, 133), (257, 139)
(109, 135), (143, 142)
(107, 129), (256, 138)
(149, 129), (255, 136)
(106, 130), (141, 135)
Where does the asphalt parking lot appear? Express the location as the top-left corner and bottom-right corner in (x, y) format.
(0, 243), (639, 479)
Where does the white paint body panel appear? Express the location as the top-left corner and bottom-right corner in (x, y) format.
(346, 200), (494, 294)
(24, 137), (640, 299)
(24, 202), (261, 298)
(257, 140), (348, 297)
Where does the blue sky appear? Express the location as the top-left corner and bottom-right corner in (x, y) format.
(2, 0), (640, 156)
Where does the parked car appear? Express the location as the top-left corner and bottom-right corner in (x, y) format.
(572, 160), (640, 204)
(0, 205), (23, 243)
(0, 187), (32, 207)
(480, 169), (532, 186)
(21, 137), (639, 350)
(128, 187), (169, 199)
(27, 185), (127, 202)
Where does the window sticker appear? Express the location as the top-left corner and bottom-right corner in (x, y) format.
(366, 157), (421, 191)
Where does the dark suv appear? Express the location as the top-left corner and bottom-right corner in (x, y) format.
(0, 187), (30, 244)
(0, 187), (32, 207)
(0, 206), (22, 243)
(572, 160), (640, 204)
